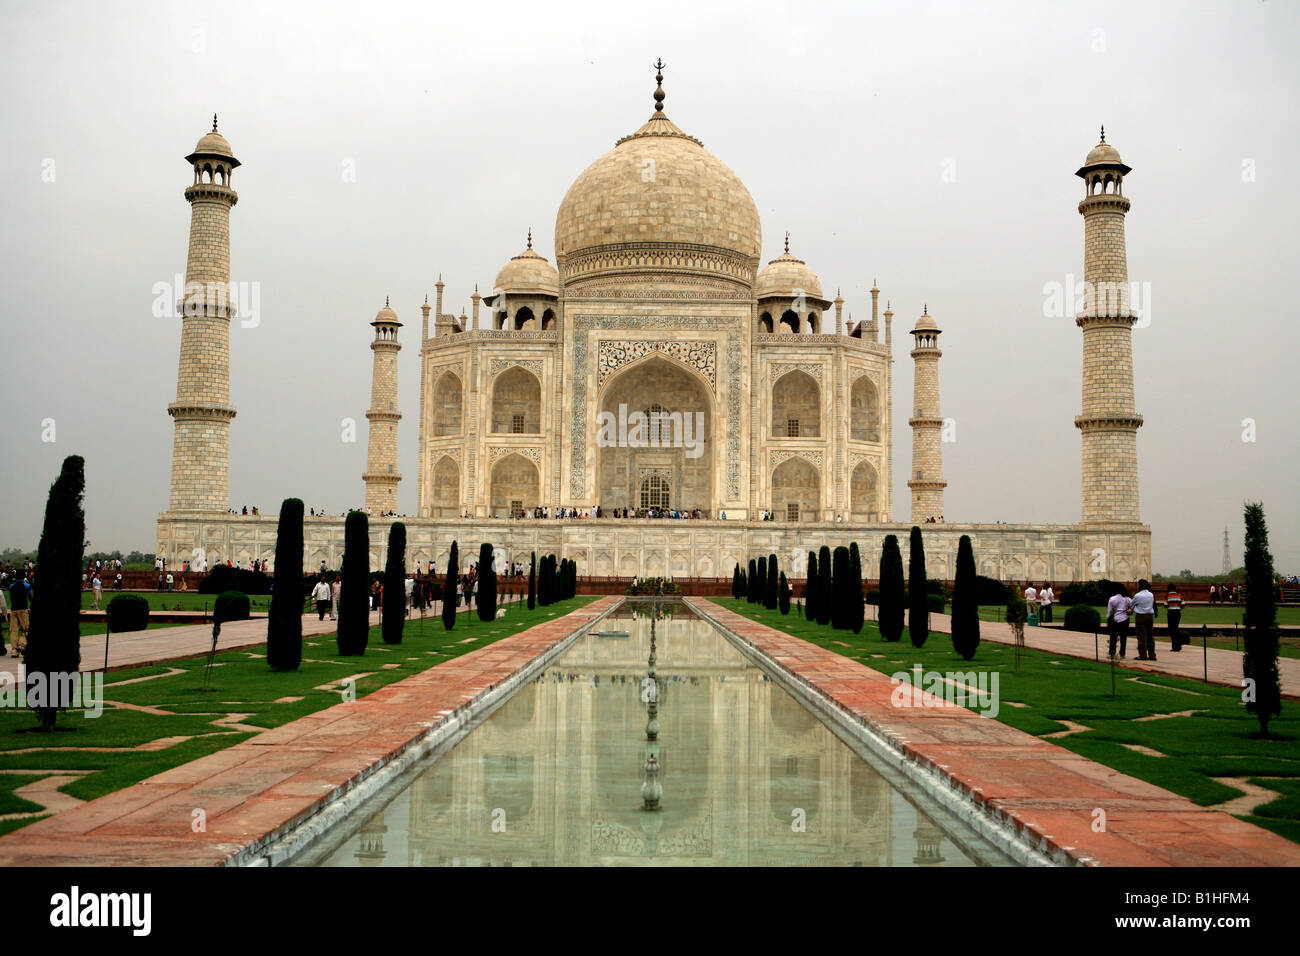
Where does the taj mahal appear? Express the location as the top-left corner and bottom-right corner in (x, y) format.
(156, 64), (1152, 584)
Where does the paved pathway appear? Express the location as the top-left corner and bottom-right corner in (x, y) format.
(916, 611), (1300, 698)
(693, 599), (1300, 867)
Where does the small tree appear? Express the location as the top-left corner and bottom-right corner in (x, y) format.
(951, 534), (980, 660)
(907, 526), (929, 648)
(849, 542), (864, 634)
(805, 551), (818, 624)
(757, 556), (768, 605)
(1006, 592), (1027, 669)
(527, 551), (536, 610)
(337, 511), (370, 655)
(442, 541), (459, 630)
(1242, 502), (1282, 736)
(816, 545), (832, 626)
(267, 498), (303, 671)
(382, 523), (407, 644)
(778, 572), (791, 615)
(25, 455), (84, 731)
(830, 546), (851, 629)
(879, 535), (904, 642)
(732, 563), (742, 599)
(477, 543), (497, 621)
(764, 553), (779, 610)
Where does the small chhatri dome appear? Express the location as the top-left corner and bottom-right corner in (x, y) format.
(755, 237), (825, 301)
(1078, 126), (1130, 176)
(188, 114), (239, 166)
(912, 306), (940, 334)
(373, 298), (401, 326)
(490, 231), (561, 300)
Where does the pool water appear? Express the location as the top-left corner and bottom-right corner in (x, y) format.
(300, 602), (1015, 866)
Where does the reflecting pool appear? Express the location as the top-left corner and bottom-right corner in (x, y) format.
(300, 602), (1014, 866)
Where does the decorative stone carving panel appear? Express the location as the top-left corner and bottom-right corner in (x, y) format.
(597, 340), (716, 388)
(489, 358), (545, 380)
(769, 449), (824, 471)
(770, 362), (823, 385)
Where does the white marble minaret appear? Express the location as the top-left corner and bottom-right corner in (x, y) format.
(363, 299), (402, 514)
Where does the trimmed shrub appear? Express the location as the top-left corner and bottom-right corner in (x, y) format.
(907, 527), (929, 648)
(214, 590), (250, 623)
(383, 523), (407, 644)
(974, 574), (1010, 606)
(105, 594), (149, 633)
(747, 558), (759, 603)
(731, 563), (742, 599)
(267, 498), (304, 671)
(337, 511), (370, 654)
(778, 572), (791, 615)
(527, 552), (536, 610)
(926, 593), (946, 614)
(765, 553), (778, 610)
(442, 542), (459, 629)
(849, 542), (864, 634)
(1063, 604), (1101, 633)
(1243, 502), (1282, 735)
(831, 546), (851, 630)
(1059, 579), (1124, 607)
(879, 535), (904, 642)
(951, 535), (980, 660)
(816, 545), (832, 626)
(805, 551), (818, 623)
(26, 455), (85, 730)
(477, 543), (497, 622)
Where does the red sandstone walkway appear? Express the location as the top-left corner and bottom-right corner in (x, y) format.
(691, 599), (1300, 867)
(0, 597), (617, 866)
(918, 611), (1300, 698)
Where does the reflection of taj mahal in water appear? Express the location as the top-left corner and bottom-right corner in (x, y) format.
(317, 611), (979, 867)
(157, 65), (1151, 582)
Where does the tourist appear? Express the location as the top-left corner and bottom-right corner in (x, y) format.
(1166, 586), (1184, 651)
(1208, 583), (1216, 605)
(8, 574), (30, 658)
(1131, 579), (1157, 661)
(311, 577), (331, 621)
(166, 571), (174, 591)
(1023, 582), (1037, 617)
(92, 573), (103, 610)
(1106, 586), (1132, 658)
(330, 576), (340, 620)
(1039, 582), (1054, 623)
(404, 575), (414, 617)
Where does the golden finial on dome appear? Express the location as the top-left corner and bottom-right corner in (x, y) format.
(213, 113), (218, 133)
(784, 231), (790, 254)
(527, 227), (532, 250)
(1100, 125), (1105, 143)
(653, 58), (666, 114)
(385, 295), (389, 307)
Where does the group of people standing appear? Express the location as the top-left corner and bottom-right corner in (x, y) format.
(1104, 579), (1185, 660)
(1022, 583), (1056, 622)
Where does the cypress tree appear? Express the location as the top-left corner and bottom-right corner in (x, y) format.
(831, 546), (851, 629)
(527, 552), (537, 609)
(732, 563), (742, 599)
(879, 535), (904, 642)
(816, 545), (832, 626)
(907, 526), (929, 648)
(849, 541), (864, 634)
(747, 558), (759, 603)
(381, 523), (407, 644)
(756, 556), (768, 605)
(951, 535), (980, 660)
(738, 567), (747, 601)
(25, 455), (84, 731)
(765, 553), (779, 610)
(805, 551), (818, 624)
(1242, 503), (1282, 735)
(778, 571), (791, 615)
(442, 541), (459, 630)
(477, 543), (497, 621)
(337, 510), (370, 655)
(266, 498), (304, 671)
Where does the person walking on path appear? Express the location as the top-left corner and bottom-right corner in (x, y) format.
(1039, 583), (1055, 624)
(311, 577), (332, 621)
(1131, 579), (1157, 661)
(1106, 586), (1132, 659)
(330, 576), (340, 621)
(1023, 583), (1037, 623)
(92, 574), (103, 610)
(1166, 587), (1185, 651)
(8, 574), (30, 658)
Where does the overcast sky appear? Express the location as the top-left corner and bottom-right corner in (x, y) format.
(1, 0), (1296, 574)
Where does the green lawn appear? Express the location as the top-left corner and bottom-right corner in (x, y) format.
(0, 596), (595, 829)
(81, 591), (280, 613)
(716, 597), (1300, 845)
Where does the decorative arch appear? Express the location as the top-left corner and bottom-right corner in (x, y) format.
(850, 459), (879, 521)
(489, 453), (539, 517)
(431, 455), (460, 518)
(771, 455), (820, 521)
(771, 369), (820, 437)
(431, 371), (462, 436)
(759, 311), (773, 333)
(850, 375), (881, 442)
(491, 366), (541, 434)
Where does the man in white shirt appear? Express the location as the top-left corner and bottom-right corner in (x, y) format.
(1039, 583), (1054, 623)
(1106, 587), (1132, 658)
(1131, 579), (1157, 661)
(1023, 584), (1038, 616)
(404, 576), (415, 618)
(311, 577), (332, 621)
